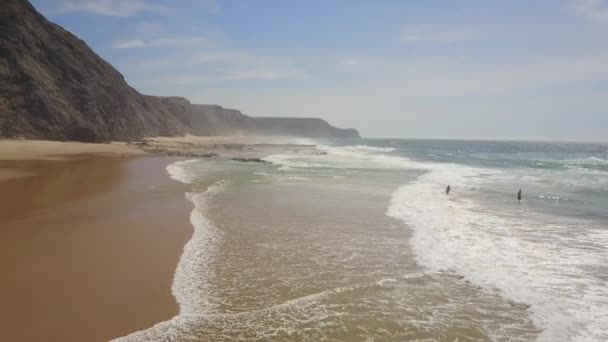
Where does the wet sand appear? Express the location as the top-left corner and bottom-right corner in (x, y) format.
(0, 155), (191, 342)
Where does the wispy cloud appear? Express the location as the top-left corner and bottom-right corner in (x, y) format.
(127, 47), (308, 85)
(53, 0), (170, 17)
(338, 58), (360, 68)
(127, 51), (244, 70)
(195, 52), (242, 64)
(571, 0), (608, 23)
(218, 70), (309, 82)
(137, 69), (308, 85)
(356, 54), (608, 98)
(113, 36), (208, 49)
(400, 24), (480, 43)
(113, 40), (146, 49)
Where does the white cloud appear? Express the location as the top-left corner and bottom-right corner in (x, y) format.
(131, 52), (240, 69)
(195, 52), (242, 64)
(136, 68), (308, 85)
(218, 70), (309, 81)
(128, 48), (296, 76)
(338, 58), (360, 68)
(53, 0), (169, 17)
(400, 24), (479, 43)
(113, 36), (208, 49)
(148, 37), (208, 47)
(113, 40), (146, 49)
(128, 48), (308, 84)
(571, 0), (608, 23)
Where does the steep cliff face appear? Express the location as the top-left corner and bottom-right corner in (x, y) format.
(0, 0), (188, 141)
(252, 117), (359, 138)
(0, 0), (359, 141)
(172, 103), (256, 136)
(175, 105), (360, 138)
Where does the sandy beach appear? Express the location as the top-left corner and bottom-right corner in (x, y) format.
(0, 140), (192, 341)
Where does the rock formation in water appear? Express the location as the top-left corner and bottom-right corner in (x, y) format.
(0, 0), (359, 142)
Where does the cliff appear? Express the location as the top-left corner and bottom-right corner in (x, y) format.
(0, 0), (188, 141)
(252, 117), (360, 138)
(0, 0), (359, 141)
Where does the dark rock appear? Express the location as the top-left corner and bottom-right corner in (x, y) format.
(230, 157), (266, 163)
(0, 0), (360, 141)
(0, 0), (187, 140)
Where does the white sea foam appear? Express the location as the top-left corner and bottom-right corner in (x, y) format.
(386, 158), (608, 341)
(564, 156), (608, 165)
(266, 145), (608, 341)
(278, 176), (312, 181)
(539, 195), (562, 200)
(264, 144), (416, 172)
(166, 159), (200, 183)
(115, 161), (226, 342)
(173, 185), (225, 316)
(337, 145), (396, 153)
(263, 154), (327, 171)
(123, 149), (608, 341)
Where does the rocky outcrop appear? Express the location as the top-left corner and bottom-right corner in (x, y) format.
(0, 0), (187, 141)
(0, 0), (359, 141)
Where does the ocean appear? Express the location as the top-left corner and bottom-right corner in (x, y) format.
(117, 139), (608, 342)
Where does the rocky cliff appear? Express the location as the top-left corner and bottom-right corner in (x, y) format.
(0, 0), (188, 141)
(252, 117), (360, 138)
(0, 0), (359, 141)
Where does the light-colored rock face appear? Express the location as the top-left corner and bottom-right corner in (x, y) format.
(0, 0), (359, 141)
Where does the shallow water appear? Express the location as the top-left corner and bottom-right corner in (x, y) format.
(117, 139), (607, 342)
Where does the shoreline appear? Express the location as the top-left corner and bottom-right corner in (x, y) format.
(0, 137), (315, 341)
(0, 149), (192, 341)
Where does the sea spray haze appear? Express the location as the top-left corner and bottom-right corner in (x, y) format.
(117, 139), (607, 341)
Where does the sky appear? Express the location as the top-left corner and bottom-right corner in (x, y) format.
(31, 0), (608, 141)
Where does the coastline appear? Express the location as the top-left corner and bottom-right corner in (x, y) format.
(0, 141), (192, 342)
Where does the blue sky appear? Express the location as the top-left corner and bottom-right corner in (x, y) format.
(32, 0), (608, 141)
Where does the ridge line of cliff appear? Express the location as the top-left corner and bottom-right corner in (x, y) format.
(0, 0), (360, 141)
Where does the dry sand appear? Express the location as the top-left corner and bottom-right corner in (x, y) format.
(147, 134), (302, 146)
(0, 139), (144, 182)
(0, 141), (191, 342)
(0, 139), (144, 160)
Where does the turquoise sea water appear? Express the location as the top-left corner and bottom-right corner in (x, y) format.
(332, 139), (608, 341)
(117, 139), (607, 342)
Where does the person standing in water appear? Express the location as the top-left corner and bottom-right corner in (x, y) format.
(446, 185), (451, 195)
(517, 189), (522, 202)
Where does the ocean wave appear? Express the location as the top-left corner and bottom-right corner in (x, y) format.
(332, 145), (396, 153)
(115, 162), (227, 342)
(173, 190), (223, 315)
(264, 144), (419, 172)
(166, 159), (200, 183)
(150, 150), (608, 341)
(263, 153), (329, 171)
(386, 163), (608, 341)
(115, 270), (449, 341)
(564, 156), (608, 165)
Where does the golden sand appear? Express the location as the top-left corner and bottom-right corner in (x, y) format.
(0, 148), (191, 341)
